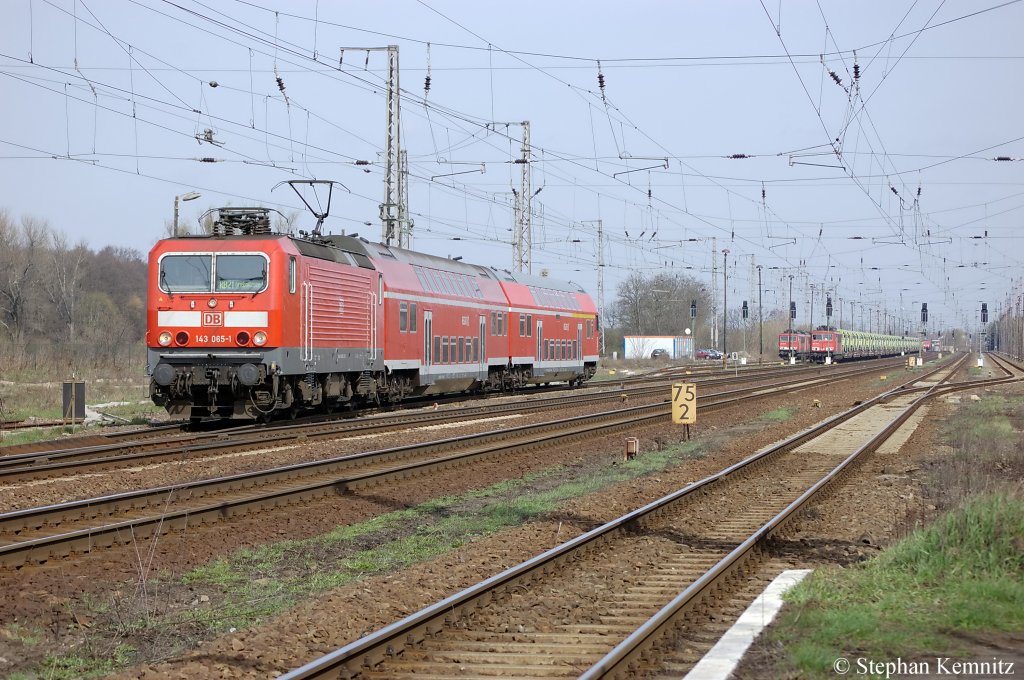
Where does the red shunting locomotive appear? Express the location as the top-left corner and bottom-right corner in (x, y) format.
(147, 207), (600, 421)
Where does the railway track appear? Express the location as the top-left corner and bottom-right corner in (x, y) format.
(0, 421), (183, 455)
(0, 361), (785, 458)
(277, 354), (1022, 679)
(0, 358), (856, 460)
(0, 360), (892, 484)
(0, 357), (925, 568)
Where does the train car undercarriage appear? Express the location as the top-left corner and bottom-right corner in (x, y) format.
(150, 358), (597, 422)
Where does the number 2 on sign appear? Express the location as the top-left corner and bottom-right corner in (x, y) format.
(672, 383), (696, 424)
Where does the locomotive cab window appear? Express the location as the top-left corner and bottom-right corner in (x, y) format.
(215, 254), (267, 293)
(159, 254), (212, 292)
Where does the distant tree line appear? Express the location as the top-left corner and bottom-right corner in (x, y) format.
(0, 210), (147, 374)
(606, 271), (791, 357)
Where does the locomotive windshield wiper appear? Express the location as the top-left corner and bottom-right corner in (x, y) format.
(160, 269), (176, 297)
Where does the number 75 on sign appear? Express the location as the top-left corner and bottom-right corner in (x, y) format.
(672, 383), (696, 424)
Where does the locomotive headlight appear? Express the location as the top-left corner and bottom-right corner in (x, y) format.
(158, 331), (172, 347)
(208, 298), (218, 308)
(253, 331), (267, 346)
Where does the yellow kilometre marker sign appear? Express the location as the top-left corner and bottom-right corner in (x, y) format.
(671, 383), (697, 424)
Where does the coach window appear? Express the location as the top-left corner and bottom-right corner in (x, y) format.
(433, 336), (441, 363)
(457, 336), (464, 363)
(465, 338), (472, 362)
(519, 314), (526, 337)
(288, 257), (296, 294)
(526, 314), (532, 337)
(399, 302), (408, 333)
(490, 311), (497, 335)
(410, 303), (417, 332)
(442, 337), (449, 364)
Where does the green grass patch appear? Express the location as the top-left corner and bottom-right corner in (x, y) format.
(177, 438), (704, 632)
(34, 644), (135, 680)
(774, 493), (1024, 678)
(0, 426), (78, 448)
(2, 623), (45, 646)
(761, 407), (794, 422)
(0, 374), (150, 422)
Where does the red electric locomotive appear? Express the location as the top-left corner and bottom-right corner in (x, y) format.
(778, 329), (810, 361)
(147, 206), (599, 421)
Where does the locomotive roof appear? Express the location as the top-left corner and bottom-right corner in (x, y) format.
(169, 231), (584, 292)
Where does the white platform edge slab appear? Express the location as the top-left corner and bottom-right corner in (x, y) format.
(683, 568), (813, 680)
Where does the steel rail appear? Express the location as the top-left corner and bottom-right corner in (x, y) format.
(277, 357), (967, 680)
(579, 355), (975, 678)
(0, 359), (894, 482)
(0, 357), (922, 568)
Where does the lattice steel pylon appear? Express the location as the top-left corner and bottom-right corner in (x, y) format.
(398, 149), (413, 249)
(512, 121), (531, 273)
(379, 45), (402, 247)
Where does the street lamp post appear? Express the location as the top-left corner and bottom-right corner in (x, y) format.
(756, 265), (763, 362)
(722, 249), (729, 367)
(174, 191), (202, 236)
(809, 283), (815, 334)
(788, 275), (794, 330)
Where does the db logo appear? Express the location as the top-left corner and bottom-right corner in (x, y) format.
(202, 311), (224, 326)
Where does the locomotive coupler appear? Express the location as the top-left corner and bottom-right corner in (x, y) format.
(207, 368), (221, 414)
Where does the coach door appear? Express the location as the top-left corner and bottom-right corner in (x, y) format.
(536, 319), (543, 361)
(423, 311), (433, 367)
(478, 315), (486, 365)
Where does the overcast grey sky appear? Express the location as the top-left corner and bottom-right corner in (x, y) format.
(2, 0), (1022, 336)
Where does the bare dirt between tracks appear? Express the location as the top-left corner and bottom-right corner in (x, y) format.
(0, 366), (953, 679)
(733, 378), (1024, 680)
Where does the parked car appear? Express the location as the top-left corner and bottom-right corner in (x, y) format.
(695, 348), (722, 359)
(651, 348), (670, 359)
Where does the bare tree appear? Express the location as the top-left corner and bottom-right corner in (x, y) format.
(0, 212), (48, 343)
(274, 209), (301, 235)
(610, 271), (711, 340)
(43, 232), (89, 345)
